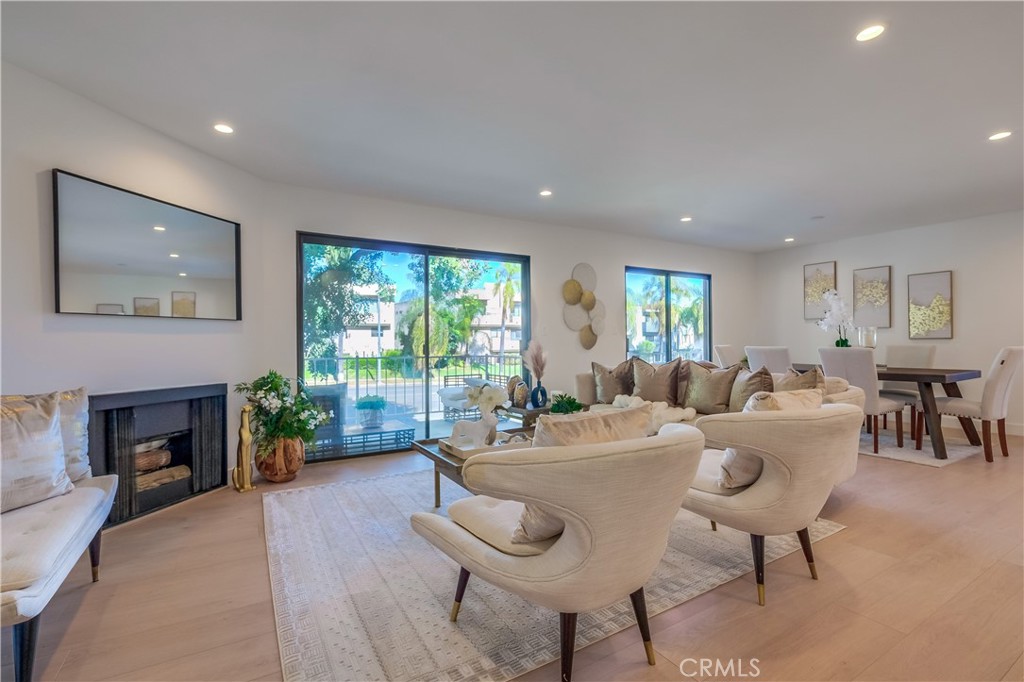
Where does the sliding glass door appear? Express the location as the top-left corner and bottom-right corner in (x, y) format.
(298, 234), (529, 459)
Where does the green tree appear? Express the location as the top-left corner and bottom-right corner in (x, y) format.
(302, 245), (392, 377)
(491, 263), (521, 360)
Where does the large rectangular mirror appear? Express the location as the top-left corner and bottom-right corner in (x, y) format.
(53, 169), (241, 320)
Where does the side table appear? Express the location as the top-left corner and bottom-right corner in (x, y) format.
(504, 404), (551, 429)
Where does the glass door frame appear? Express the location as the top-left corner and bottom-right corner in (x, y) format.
(296, 231), (532, 449)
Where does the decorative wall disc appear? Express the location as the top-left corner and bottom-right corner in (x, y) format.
(563, 303), (589, 331)
(580, 325), (598, 349)
(590, 316), (606, 335)
(589, 300), (606, 322)
(562, 279), (583, 305)
(580, 290), (596, 311)
(571, 263), (597, 291)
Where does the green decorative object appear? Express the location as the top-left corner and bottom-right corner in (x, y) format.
(356, 394), (387, 428)
(550, 393), (585, 415)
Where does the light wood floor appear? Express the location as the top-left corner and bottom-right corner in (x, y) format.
(3, 430), (1022, 682)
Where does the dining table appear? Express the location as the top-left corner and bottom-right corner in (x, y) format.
(792, 363), (982, 460)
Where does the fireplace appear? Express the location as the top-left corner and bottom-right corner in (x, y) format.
(88, 384), (227, 524)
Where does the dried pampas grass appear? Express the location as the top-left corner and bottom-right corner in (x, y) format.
(522, 340), (547, 381)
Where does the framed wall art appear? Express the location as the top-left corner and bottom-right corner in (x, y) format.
(133, 297), (160, 317)
(172, 291), (197, 318)
(853, 265), (891, 328)
(908, 271), (952, 339)
(803, 261), (836, 319)
(95, 303), (125, 315)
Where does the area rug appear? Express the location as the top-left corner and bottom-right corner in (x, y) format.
(858, 430), (981, 467)
(263, 469), (844, 682)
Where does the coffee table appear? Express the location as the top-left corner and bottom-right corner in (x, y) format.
(504, 404), (551, 429)
(412, 428), (532, 507)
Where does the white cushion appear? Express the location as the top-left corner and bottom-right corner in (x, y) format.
(1, 475), (118, 624)
(1, 393), (75, 513)
(691, 449), (748, 496)
(449, 495), (558, 556)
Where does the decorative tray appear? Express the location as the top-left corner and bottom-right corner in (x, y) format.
(437, 434), (533, 459)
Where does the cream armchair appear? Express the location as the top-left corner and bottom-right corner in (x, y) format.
(668, 404), (864, 606)
(410, 428), (705, 682)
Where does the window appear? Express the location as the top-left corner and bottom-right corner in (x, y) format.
(625, 267), (711, 363)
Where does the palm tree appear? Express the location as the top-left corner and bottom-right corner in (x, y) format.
(491, 263), (521, 361)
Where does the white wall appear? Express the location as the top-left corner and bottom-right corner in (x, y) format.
(754, 211), (1024, 433)
(2, 63), (760, 431)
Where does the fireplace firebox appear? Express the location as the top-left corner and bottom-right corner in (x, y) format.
(88, 384), (227, 524)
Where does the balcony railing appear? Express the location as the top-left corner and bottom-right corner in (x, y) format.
(303, 353), (526, 459)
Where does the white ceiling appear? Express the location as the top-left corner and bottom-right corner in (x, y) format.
(3, 1), (1022, 253)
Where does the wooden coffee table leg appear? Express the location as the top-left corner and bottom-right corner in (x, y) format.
(434, 468), (441, 508)
(941, 382), (982, 445)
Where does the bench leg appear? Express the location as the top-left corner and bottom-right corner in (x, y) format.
(13, 615), (39, 682)
(89, 529), (102, 582)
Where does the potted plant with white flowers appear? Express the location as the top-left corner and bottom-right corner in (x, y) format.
(235, 370), (331, 482)
(817, 289), (854, 347)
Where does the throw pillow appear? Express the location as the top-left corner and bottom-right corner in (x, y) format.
(718, 388), (825, 489)
(2, 387), (91, 482)
(592, 359), (635, 404)
(774, 367), (826, 392)
(1, 392), (75, 512)
(744, 388), (824, 411)
(632, 357), (681, 404)
(683, 363), (741, 414)
(676, 360), (692, 405)
(532, 404), (652, 447)
(728, 367), (774, 413)
(823, 376), (850, 395)
(513, 406), (652, 543)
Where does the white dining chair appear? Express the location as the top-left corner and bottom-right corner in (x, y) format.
(915, 346), (1023, 462)
(714, 344), (744, 367)
(819, 347), (905, 453)
(744, 346), (792, 374)
(879, 344), (937, 440)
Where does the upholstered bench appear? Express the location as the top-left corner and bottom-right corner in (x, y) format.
(1, 389), (118, 682)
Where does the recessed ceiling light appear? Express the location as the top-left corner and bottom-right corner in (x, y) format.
(179, 273), (188, 277)
(811, 215), (825, 220)
(169, 253), (180, 258)
(153, 225), (166, 231)
(856, 25), (885, 42)
(539, 189), (553, 197)
(785, 237), (795, 243)
(988, 131), (1012, 141)
(679, 216), (693, 222)
(213, 123), (234, 134)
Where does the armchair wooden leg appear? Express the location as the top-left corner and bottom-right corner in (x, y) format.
(796, 528), (818, 580)
(710, 520), (717, 531)
(560, 612), (578, 682)
(895, 411), (904, 448)
(89, 529), (102, 582)
(872, 415), (879, 453)
(982, 420), (993, 463)
(13, 615), (39, 682)
(628, 587), (656, 666)
(450, 567), (471, 622)
(883, 414), (888, 430)
(750, 534), (766, 606)
(998, 419), (1009, 457)
(866, 417), (872, 434)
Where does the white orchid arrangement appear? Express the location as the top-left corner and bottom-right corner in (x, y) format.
(817, 289), (854, 347)
(466, 384), (510, 415)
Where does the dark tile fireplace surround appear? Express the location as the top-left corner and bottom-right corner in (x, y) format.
(88, 384), (227, 525)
